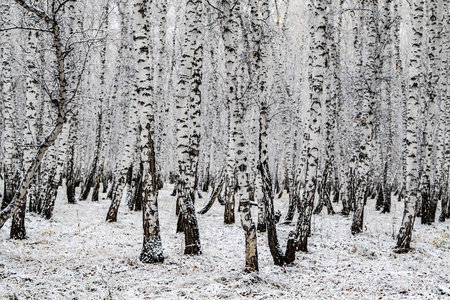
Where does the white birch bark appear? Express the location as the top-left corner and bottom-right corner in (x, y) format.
(1, 3), (19, 212)
(350, 0), (376, 234)
(295, 0), (327, 252)
(175, 0), (203, 255)
(438, 0), (450, 222)
(396, 0), (424, 252)
(109, 1), (137, 212)
(126, 0), (164, 263)
(221, 0), (258, 270)
(11, 12), (44, 237)
(221, 0), (240, 225)
(418, 0), (442, 224)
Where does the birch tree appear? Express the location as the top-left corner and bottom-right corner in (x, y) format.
(0, 0), (93, 230)
(295, 0), (327, 252)
(175, 0), (203, 255)
(127, 0), (164, 263)
(396, 0), (424, 253)
(1, 3), (20, 226)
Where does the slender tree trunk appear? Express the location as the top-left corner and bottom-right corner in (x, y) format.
(175, 0), (204, 255)
(66, 115), (77, 204)
(438, 0), (449, 222)
(1, 4), (19, 215)
(295, 0), (327, 252)
(80, 112), (101, 201)
(127, 0), (164, 262)
(396, 0), (423, 253)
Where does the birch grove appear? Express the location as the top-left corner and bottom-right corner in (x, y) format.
(0, 0), (449, 274)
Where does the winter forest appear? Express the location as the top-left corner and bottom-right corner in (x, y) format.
(0, 0), (449, 298)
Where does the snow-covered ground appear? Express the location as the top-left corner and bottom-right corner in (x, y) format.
(1, 185), (449, 299)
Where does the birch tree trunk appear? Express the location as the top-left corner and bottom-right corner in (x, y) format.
(221, 0), (240, 225)
(351, 0), (377, 235)
(175, 0), (204, 255)
(250, 0), (289, 266)
(92, 4), (111, 202)
(126, 0), (164, 263)
(396, 0), (424, 253)
(11, 26), (43, 237)
(295, 0), (327, 252)
(1, 3), (20, 214)
(419, 0), (441, 224)
(438, 0), (449, 222)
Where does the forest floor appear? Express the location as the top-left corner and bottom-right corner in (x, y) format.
(1, 184), (450, 299)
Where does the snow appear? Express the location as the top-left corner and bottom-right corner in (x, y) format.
(1, 185), (450, 299)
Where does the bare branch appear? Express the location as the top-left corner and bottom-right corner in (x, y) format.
(0, 26), (51, 33)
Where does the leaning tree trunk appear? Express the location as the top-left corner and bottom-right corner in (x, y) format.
(396, 0), (423, 253)
(79, 112), (101, 201)
(0, 0), (71, 230)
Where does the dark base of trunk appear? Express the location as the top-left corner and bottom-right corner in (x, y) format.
(80, 179), (93, 201)
(102, 177), (108, 194)
(244, 223), (258, 272)
(395, 216), (414, 253)
(421, 191), (432, 225)
(10, 201), (26, 240)
(133, 175), (143, 211)
(106, 211), (118, 222)
(438, 195), (448, 222)
(340, 209), (350, 216)
(67, 179), (76, 204)
(184, 244), (202, 255)
(375, 185), (383, 211)
(41, 178), (58, 220)
(332, 190), (339, 203)
(224, 201), (235, 224)
(92, 182), (100, 202)
(284, 195), (297, 223)
(107, 179), (116, 200)
(351, 208), (364, 235)
(380, 186), (391, 214)
(297, 234), (308, 253)
(183, 215), (201, 255)
(176, 213), (184, 233)
(106, 195), (119, 223)
(313, 201), (324, 215)
(284, 231), (296, 264)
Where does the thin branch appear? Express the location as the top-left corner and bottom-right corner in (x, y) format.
(54, 0), (76, 15)
(205, 0), (223, 14)
(0, 26), (51, 33)
(13, 0), (54, 25)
